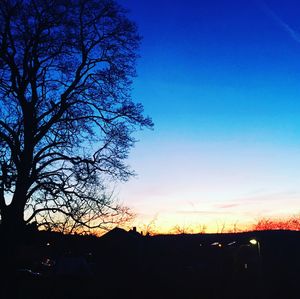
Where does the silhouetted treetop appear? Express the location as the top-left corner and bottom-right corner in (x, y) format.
(0, 0), (153, 233)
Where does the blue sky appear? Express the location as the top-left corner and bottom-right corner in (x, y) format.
(117, 0), (300, 232)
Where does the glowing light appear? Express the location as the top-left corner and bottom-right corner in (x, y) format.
(249, 239), (258, 245)
(211, 242), (222, 247)
(227, 241), (236, 246)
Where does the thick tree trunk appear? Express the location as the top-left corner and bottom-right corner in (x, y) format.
(0, 204), (25, 298)
(1, 203), (26, 236)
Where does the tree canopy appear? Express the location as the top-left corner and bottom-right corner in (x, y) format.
(0, 0), (153, 233)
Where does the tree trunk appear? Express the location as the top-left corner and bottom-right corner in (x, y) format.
(1, 203), (26, 235)
(0, 204), (25, 298)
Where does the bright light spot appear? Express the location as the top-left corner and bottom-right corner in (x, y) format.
(46, 242), (50, 246)
(249, 239), (258, 245)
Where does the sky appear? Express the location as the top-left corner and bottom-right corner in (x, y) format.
(117, 0), (300, 233)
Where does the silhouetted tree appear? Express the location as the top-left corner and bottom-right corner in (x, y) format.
(252, 215), (300, 231)
(0, 0), (152, 234)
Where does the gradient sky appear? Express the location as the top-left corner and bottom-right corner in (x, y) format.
(117, 0), (300, 233)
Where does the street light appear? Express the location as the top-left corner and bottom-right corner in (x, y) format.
(249, 238), (262, 278)
(249, 238), (261, 257)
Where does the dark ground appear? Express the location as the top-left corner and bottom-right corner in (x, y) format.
(1, 228), (300, 299)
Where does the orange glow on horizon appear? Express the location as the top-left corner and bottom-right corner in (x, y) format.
(130, 213), (300, 236)
(38, 213), (300, 237)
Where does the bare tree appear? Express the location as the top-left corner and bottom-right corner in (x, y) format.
(171, 224), (194, 234)
(0, 0), (152, 234)
(252, 215), (300, 231)
(216, 220), (226, 233)
(198, 224), (207, 234)
(139, 215), (158, 236)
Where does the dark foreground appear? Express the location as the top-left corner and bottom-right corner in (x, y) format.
(1, 228), (300, 299)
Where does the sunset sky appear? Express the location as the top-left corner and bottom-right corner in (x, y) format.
(117, 0), (300, 233)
